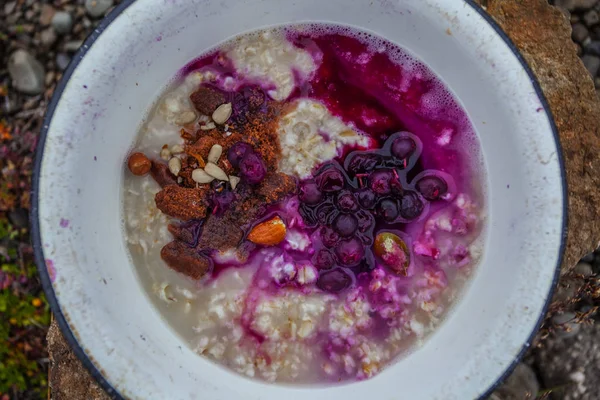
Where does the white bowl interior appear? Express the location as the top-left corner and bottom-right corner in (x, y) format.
(35, 0), (565, 399)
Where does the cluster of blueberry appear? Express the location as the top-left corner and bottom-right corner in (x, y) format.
(297, 132), (452, 292)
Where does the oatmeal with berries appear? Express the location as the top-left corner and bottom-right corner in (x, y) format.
(123, 25), (486, 384)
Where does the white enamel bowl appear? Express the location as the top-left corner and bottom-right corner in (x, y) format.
(32, 0), (566, 399)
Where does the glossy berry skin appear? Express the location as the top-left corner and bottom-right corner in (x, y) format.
(299, 181), (323, 205)
(391, 136), (416, 160)
(335, 238), (364, 267)
(314, 249), (335, 270)
(316, 268), (353, 293)
(239, 152), (267, 184)
(227, 142), (254, 168)
(399, 191), (424, 220)
(316, 167), (345, 192)
(333, 214), (358, 237)
(416, 175), (448, 201)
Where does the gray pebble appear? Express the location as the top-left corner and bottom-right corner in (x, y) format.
(85, 0), (114, 18)
(553, 312), (581, 339)
(490, 363), (540, 400)
(4, 1), (17, 15)
(581, 252), (596, 263)
(64, 40), (83, 53)
(8, 208), (29, 229)
(556, 0), (600, 11)
(7, 49), (46, 95)
(51, 11), (74, 35)
(584, 9), (600, 26)
(40, 27), (58, 47)
(56, 53), (71, 71)
(39, 4), (56, 26)
(572, 23), (590, 43)
(582, 54), (600, 76)
(574, 262), (594, 277)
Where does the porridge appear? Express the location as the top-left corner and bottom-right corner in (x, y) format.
(123, 25), (486, 384)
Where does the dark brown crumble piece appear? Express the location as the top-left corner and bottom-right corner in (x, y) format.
(128, 84), (297, 280)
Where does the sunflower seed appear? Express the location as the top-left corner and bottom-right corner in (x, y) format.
(229, 175), (241, 190)
(207, 144), (223, 164)
(191, 168), (214, 184)
(212, 103), (232, 125)
(204, 162), (229, 181)
(168, 157), (182, 176)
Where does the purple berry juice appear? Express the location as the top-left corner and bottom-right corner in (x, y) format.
(123, 24), (486, 384)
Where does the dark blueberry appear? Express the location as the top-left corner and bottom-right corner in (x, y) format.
(239, 152), (267, 184)
(416, 175), (448, 201)
(212, 191), (236, 215)
(391, 136), (417, 160)
(316, 167), (345, 192)
(335, 238), (365, 266)
(336, 191), (358, 211)
(333, 214), (358, 237)
(390, 178), (404, 198)
(314, 249), (335, 270)
(299, 180), (323, 205)
(356, 210), (375, 233)
(356, 188), (377, 210)
(345, 152), (381, 175)
(399, 191), (425, 220)
(315, 202), (338, 225)
(316, 268), (353, 293)
(369, 169), (394, 195)
(377, 198), (399, 222)
(227, 142), (254, 168)
(299, 204), (318, 228)
(321, 226), (341, 247)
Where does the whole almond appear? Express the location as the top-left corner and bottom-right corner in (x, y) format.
(247, 216), (287, 246)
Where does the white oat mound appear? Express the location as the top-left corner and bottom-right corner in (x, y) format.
(226, 30), (316, 101)
(278, 99), (370, 179)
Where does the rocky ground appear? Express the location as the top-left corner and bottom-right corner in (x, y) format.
(0, 0), (599, 399)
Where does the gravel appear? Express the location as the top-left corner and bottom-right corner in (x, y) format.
(56, 53), (71, 71)
(582, 54), (600, 75)
(489, 363), (540, 400)
(536, 324), (600, 400)
(8, 49), (46, 95)
(52, 11), (74, 35)
(85, 0), (114, 18)
(40, 27), (58, 47)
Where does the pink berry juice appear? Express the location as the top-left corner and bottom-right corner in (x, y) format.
(124, 24), (486, 384)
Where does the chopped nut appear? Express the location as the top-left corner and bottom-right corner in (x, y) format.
(127, 152), (151, 176)
(168, 157), (182, 176)
(229, 175), (241, 190)
(160, 147), (171, 160)
(207, 144), (223, 164)
(191, 168), (214, 184)
(171, 144), (184, 154)
(204, 162), (229, 181)
(212, 103), (232, 125)
(200, 122), (216, 131)
(174, 111), (197, 126)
